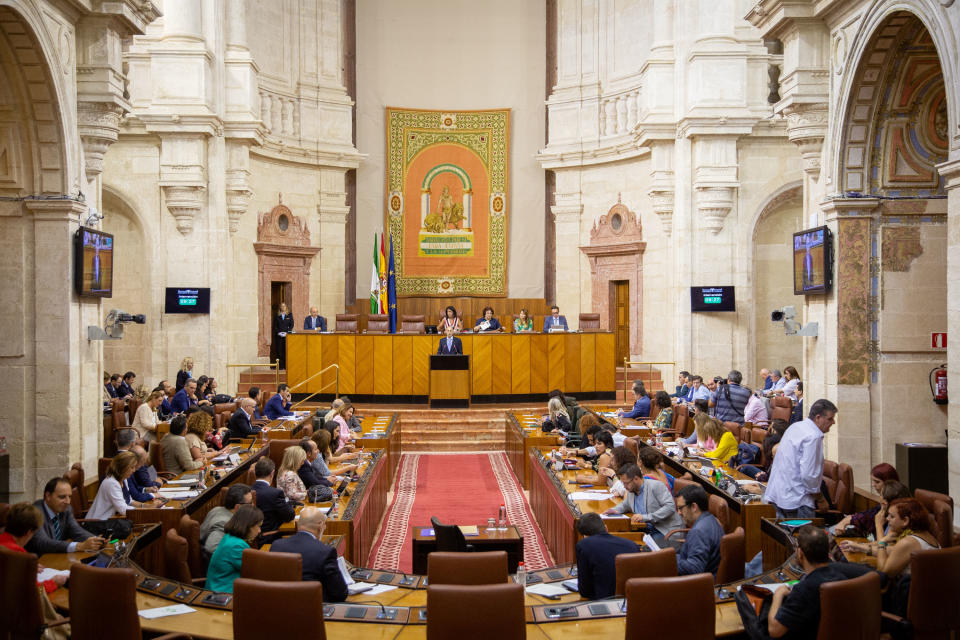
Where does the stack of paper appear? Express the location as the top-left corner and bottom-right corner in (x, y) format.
(525, 583), (570, 597)
(138, 605), (196, 619)
(37, 568), (70, 583)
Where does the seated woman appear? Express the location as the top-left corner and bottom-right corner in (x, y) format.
(650, 391), (673, 432)
(832, 463), (900, 535)
(639, 446), (675, 493)
(473, 306), (502, 332)
(88, 451), (157, 519)
(513, 308), (534, 333)
(777, 366), (801, 402)
(206, 505), (263, 593)
(0, 502), (68, 594)
(619, 380), (651, 420)
(277, 445), (308, 503)
(438, 305), (462, 334)
(310, 429), (357, 482)
(743, 390), (769, 426)
(598, 446), (638, 496)
(131, 390), (164, 443)
(333, 403), (356, 445)
(697, 417), (738, 470)
(541, 397), (572, 436)
(185, 410), (220, 464)
(573, 431), (614, 472)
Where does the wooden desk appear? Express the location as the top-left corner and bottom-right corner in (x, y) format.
(286, 332), (616, 401)
(506, 412), (562, 489)
(354, 412), (402, 483)
(410, 524), (524, 574)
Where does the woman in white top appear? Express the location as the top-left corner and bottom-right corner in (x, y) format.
(778, 366), (801, 402)
(438, 305), (462, 333)
(131, 390), (164, 442)
(87, 451), (156, 519)
(841, 497), (939, 575)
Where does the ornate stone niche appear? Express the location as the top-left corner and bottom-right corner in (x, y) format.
(254, 197), (320, 358)
(580, 197), (646, 357)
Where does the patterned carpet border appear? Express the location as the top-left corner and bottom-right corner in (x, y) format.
(369, 453), (420, 571)
(488, 452), (551, 570)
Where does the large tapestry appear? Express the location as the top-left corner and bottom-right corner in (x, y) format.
(385, 107), (509, 296)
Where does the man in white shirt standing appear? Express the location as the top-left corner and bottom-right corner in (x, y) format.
(763, 399), (837, 519)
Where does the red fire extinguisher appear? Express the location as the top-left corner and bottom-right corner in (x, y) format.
(930, 365), (947, 405)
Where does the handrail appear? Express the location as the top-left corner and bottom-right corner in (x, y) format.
(226, 359), (280, 392)
(291, 375), (340, 410)
(622, 359), (676, 404)
(287, 364), (338, 393)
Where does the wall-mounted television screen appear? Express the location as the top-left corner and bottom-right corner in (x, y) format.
(793, 226), (833, 295)
(165, 287), (210, 314)
(691, 286), (736, 312)
(74, 227), (114, 298)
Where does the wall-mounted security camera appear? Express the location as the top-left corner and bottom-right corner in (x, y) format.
(88, 309), (146, 341)
(771, 305), (817, 337)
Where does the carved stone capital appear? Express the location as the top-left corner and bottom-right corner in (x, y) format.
(696, 185), (736, 234)
(225, 168), (252, 234)
(162, 185), (206, 235)
(647, 187), (675, 236)
(781, 102), (828, 177)
(77, 101), (124, 179)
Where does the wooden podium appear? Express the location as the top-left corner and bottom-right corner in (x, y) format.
(429, 354), (470, 408)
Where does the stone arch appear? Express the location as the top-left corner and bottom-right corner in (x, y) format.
(830, 1), (958, 191)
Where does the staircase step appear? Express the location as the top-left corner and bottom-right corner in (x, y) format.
(403, 441), (504, 452)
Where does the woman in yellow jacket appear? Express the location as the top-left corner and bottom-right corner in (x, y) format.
(698, 416), (739, 471)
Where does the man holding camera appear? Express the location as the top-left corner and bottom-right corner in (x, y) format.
(713, 370), (751, 425)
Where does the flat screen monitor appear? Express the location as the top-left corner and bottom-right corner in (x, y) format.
(74, 227), (114, 298)
(690, 286), (735, 312)
(793, 226), (833, 295)
(164, 287), (210, 314)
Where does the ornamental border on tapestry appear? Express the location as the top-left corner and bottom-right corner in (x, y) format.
(385, 107), (509, 297)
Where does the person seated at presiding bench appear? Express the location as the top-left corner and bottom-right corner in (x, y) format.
(768, 525), (872, 639)
(88, 452), (160, 520)
(542, 305), (569, 332)
(674, 485), (723, 576)
(1, 503), (68, 593)
(264, 384), (294, 420)
(252, 458), (296, 534)
(199, 484), (254, 559)
(513, 308), (534, 332)
(473, 306), (503, 332)
(303, 306), (327, 331)
(437, 325), (463, 354)
(575, 512), (640, 599)
(604, 464), (682, 543)
(270, 507), (348, 602)
(206, 505), (264, 594)
(26, 478), (105, 555)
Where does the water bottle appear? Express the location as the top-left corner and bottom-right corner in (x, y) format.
(655, 430), (663, 448)
(497, 504), (507, 530)
(515, 561), (526, 586)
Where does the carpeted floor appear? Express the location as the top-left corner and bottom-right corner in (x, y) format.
(367, 453), (552, 572)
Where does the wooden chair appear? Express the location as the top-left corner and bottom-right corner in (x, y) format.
(366, 314), (389, 333)
(233, 578), (324, 640)
(724, 421), (741, 442)
(97, 457), (111, 483)
(708, 494), (734, 534)
(426, 583), (525, 640)
(427, 551), (508, 585)
(179, 515), (206, 578)
(715, 527), (745, 584)
(881, 546), (960, 639)
(625, 574), (714, 640)
(241, 548), (302, 581)
(614, 547), (677, 596)
(69, 563), (190, 640)
(64, 462), (89, 515)
(817, 570), (881, 640)
(578, 313), (601, 331)
(0, 546), (71, 638)
(914, 488), (954, 548)
(335, 314), (358, 332)
(163, 528), (205, 585)
(400, 314), (426, 334)
(770, 396), (792, 423)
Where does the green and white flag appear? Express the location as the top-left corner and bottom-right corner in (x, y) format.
(370, 233), (380, 313)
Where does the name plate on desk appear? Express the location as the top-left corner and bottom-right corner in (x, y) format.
(429, 354), (469, 370)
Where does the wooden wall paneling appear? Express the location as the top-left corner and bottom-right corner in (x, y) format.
(300, 335), (320, 393)
(492, 335), (512, 395)
(529, 334), (548, 393)
(595, 333), (616, 391)
(547, 334), (566, 392)
(373, 336), (393, 395)
(355, 336), (374, 394)
(564, 334), (581, 392)
(579, 333), (596, 392)
(285, 335), (307, 390)
(392, 336), (413, 395)
(412, 336), (432, 395)
(337, 335), (356, 395)
(510, 335), (531, 394)
(319, 334), (338, 393)
(472, 334), (493, 395)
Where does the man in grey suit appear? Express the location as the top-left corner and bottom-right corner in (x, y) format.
(25, 477), (105, 555)
(603, 463), (682, 543)
(542, 305), (569, 332)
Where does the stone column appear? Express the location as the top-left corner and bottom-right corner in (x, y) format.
(162, 0), (203, 41)
(648, 142), (675, 236)
(318, 169), (349, 319)
(939, 158), (960, 525)
(551, 180), (584, 329)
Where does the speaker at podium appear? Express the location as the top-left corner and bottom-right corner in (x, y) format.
(429, 354), (470, 408)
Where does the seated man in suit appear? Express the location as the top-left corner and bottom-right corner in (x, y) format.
(171, 378), (201, 414)
(790, 382), (804, 424)
(105, 373), (122, 399)
(154, 380), (175, 420)
(675, 484), (724, 576)
(118, 371), (137, 398)
(575, 512), (640, 599)
(542, 305), (569, 332)
(437, 325), (463, 355)
(303, 306), (327, 332)
(25, 477), (105, 555)
(252, 458), (296, 534)
(264, 384), (294, 419)
(603, 463), (682, 543)
(228, 398), (262, 440)
(472, 306), (503, 332)
(199, 483), (254, 558)
(270, 506), (348, 601)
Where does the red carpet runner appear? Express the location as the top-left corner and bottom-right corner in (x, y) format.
(368, 453), (552, 572)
